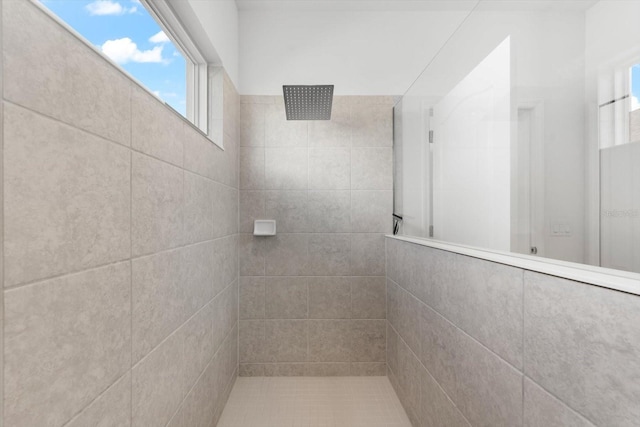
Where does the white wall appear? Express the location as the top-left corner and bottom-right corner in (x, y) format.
(184, 0), (240, 87)
(238, 8), (471, 95)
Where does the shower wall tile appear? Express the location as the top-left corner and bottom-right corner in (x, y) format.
(351, 276), (386, 319)
(2, 4), (240, 425)
(239, 320), (266, 363)
(240, 190), (265, 233)
(308, 276), (351, 319)
(265, 277), (308, 319)
(4, 103), (131, 287)
(419, 303), (523, 427)
(132, 329), (186, 427)
(308, 320), (352, 362)
(524, 378), (595, 427)
(184, 172), (215, 244)
(3, 0), (131, 146)
(64, 373), (131, 427)
(350, 233), (385, 276)
(308, 148), (351, 190)
(264, 147), (308, 190)
(240, 276), (266, 319)
(265, 190), (308, 232)
(132, 87), (184, 167)
(308, 102), (351, 147)
(351, 147), (393, 190)
(265, 233), (309, 276)
(351, 103), (394, 147)
(264, 103), (308, 147)
(132, 249), (184, 363)
(351, 190), (393, 233)
(240, 147), (265, 189)
(264, 320), (308, 362)
(420, 368), (470, 427)
(524, 271), (640, 427)
(397, 338), (421, 423)
(240, 103), (266, 147)
(307, 191), (351, 232)
(131, 152), (184, 257)
(4, 263), (131, 427)
(239, 96), (393, 374)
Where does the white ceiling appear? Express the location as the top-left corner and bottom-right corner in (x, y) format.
(235, 0), (598, 12)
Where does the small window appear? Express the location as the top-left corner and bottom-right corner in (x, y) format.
(39, 0), (188, 117)
(631, 64), (640, 112)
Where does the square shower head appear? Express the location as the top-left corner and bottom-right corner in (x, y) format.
(283, 85), (334, 120)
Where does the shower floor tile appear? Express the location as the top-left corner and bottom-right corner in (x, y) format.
(217, 376), (412, 427)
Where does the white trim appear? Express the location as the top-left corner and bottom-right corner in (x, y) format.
(387, 234), (640, 296)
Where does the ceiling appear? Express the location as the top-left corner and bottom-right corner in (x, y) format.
(235, 0), (599, 12)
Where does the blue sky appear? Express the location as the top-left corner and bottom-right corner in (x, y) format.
(632, 64), (640, 111)
(40, 0), (186, 116)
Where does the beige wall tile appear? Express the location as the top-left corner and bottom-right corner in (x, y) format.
(183, 124), (225, 183)
(524, 271), (640, 427)
(183, 368), (215, 427)
(239, 364), (265, 377)
(264, 320), (308, 362)
(65, 373), (132, 427)
(308, 148), (351, 190)
(4, 103), (130, 287)
(131, 87), (184, 167)
(350, 233), (385, 276)
(239, 234), (266, 277)
(181, 241), (216, 316)
(132, 329), (186, 427)
(240, 191), (265, 233)
(212, 282), (238, 353)
(387, 322), (399, 376)
(265, 234), (309, 276)
(265, 191), (308, 232)
(265, 277), (308, 319)
(265, 147), (308, 190)
(264, 363), (306, 376)
(351, 147), (393, 190)
(132, 249), (184, 363)
(524, 378), (595, 427)
(308, 277), (351, 319)
(397, 338), (421, 422)
(166, 407), (184, 427)
(264, 103), (308, 147)
(308, 234), (351, 276)
(420, 303), (523, 427)
(3, 0), (131, 145)
(351, 190), (392, 233)
(351, 103), (393, 147)
(240, 147), (265, 190)
(184, 172), (215, 244)
(420, 368), (470, 427)
(240, 103), (265, 147)
(351, 277), (386, 319)
(308, 320), (352, 362)
(239, 320), (265, 363)
(240, 277), (266, 319)
(212, 235), (238, 296)
(212, 183), (238, 238)
(308, 102), (351, 148)
(4, 263), (131, 427)
(305, 363), (351, 376)
(307, 191), (351, 232)
(131, 153), (184, 257)
(351, 363), (387, 376)
(351, 320), (386, 362)
(183, 303), (215, 396)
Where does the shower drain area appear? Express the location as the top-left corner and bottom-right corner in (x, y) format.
(217, 376), (412, 427)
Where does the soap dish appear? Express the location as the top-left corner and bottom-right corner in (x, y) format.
(254, 220), (276, 236)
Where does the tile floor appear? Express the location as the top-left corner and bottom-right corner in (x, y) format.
(217, 376), (412, 427)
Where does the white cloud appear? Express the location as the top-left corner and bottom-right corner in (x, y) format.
(101, 38), (164, 64)
(85, 0), (137, 16)
(632, 95), (640, 112)
(149, 31), (170, 44)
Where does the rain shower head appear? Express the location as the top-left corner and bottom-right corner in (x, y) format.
(283, 85), (334, 120)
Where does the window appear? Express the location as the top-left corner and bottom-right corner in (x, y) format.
(37, 0), (217, 145)
(631, 64), (640, 112)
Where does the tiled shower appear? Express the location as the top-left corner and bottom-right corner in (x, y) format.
(1, 0), (640, 426)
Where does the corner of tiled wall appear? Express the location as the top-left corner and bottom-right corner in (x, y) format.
(238, 95), (395, 376)
(1, 1), (240, 426)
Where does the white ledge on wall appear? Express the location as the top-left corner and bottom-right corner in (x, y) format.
(387, 235), (640, 297)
